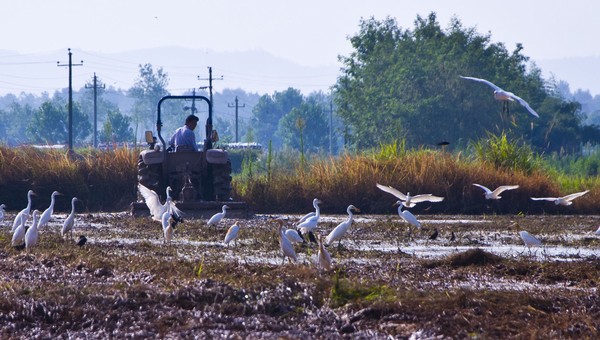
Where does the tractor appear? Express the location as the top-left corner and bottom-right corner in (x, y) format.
(131, 95), (248, 218)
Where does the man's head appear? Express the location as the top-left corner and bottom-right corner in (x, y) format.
(185, 114), (199, 130)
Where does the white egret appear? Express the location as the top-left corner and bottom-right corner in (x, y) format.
(25, 209), (42, 251)
(394, 200), (421, 229)
(0, 203), (6, 223)
(285, 228), (304, 244)
(138, 184), (183, 222)
(530, 190), (590, 206)
(519, 230), (542, 247)
(278, 223), (297, 264)
(37, 191), (63, 229)
(325, 205), (360, 247)
(61, 197), (80, 240)
(11, 213), (28, 247)
(317, 235), (332, 271)
(223, 221), (241, 247)
(297, 199), (322, 236)
(376, 183), (444, 208)
(459, 76), (539, 118)
(298, 198), (321, 224)
(207, 205), (229, 228)
(161, 210), (174, 244)
(473, 184), (519, 200)
(11, 190), (37, 232)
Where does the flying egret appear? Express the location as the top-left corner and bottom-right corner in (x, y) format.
(207, 205), (230, 228)
(223, 221), (241, 247)
(138, 184), (183, 222)
(472, 184), (519, 200)
(530, 190), (590, 206)
(0, 203), (6, 224)
(25, 209), (42, 251)
(11, 213), (29, 247)
(11, 190), (37, 232)
(325, 205), (360, 247)
(394, 200), (422, 229)
(37, 191), (63, 230)
(376, 183), (444, 208)
(61, 197), (80, 240)
(459, 76), (539, 118)
(278, 223), (297, 264)
(519, 230), (542, 247)
(317, 235), (332, 271)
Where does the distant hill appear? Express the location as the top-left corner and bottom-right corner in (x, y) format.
(0, 47), (339, 97)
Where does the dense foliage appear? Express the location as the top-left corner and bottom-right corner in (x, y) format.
(334, 13), (600, 153)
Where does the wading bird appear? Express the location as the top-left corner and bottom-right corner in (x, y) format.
(473, 184), (519, 200)
(325, 205), (360, 248)
(11, 213), (30, 247)
(429, 228), (439, 240)
(394, 200), (421, 229)
(61, 197), (80, 240)
(519, 230), (542, 247)
(298, 198), (322, 224)
(138, 184), (183, 222)
(12, 190), (36, 232)
(0, 203), (6, 224)
(376, 183), (444, 208)
(278, 223), (297, 264)
(297, 199), (322, 243)
(37, 191), (62, 229)
(207, 205), (229, 228)
(223, 221), (241, 247)
(530, 190), (590, 206)
(25, 209), (42, 251)
(459, 76), (539, 118)
(161, 208), (174, 244)
(317, 235), (332, 271)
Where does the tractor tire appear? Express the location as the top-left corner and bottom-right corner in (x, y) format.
(212, 159), (233, 201)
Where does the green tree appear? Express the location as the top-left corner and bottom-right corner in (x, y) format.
(0, 102), (35, 145)
(334, 13), (599, 152)
(100, 109), (134, 143)
(26, 100), (91, 145)
(128, 64), (170, 140)
(276, 97), (330, 153)
(251, 88), (303, 149)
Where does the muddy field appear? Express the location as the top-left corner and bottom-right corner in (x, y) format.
(1, 210), (600, 339)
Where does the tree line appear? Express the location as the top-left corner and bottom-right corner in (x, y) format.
(1, 12), (599, 156)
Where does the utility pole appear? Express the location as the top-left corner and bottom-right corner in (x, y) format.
(85, 73), (105, 148)
(198, 66), (223, 119)
(323, 100), (334, 155)
(57, 48), (83, 150)
(228, 96), (245, 143)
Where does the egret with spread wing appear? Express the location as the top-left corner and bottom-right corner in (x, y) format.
(138, 184), (183, 222)
(376, 183), (444, 208)
(473, 184), (519, 200)
(460, 76), (539, 118)
(530, 190), (589, 206)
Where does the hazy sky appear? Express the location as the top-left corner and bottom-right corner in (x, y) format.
(1, 0), (599, 93)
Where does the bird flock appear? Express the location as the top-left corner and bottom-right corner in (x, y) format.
(2, 190), (82, 252)
(2, 181), (591, 265)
